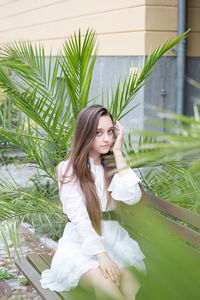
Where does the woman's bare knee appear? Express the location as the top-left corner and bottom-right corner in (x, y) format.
(120, 267), (141, 300)
(120, 267), (140, 283)
(79, 267), (125, 300)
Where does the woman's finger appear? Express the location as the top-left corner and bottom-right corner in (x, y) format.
(101, 267), (108, 279)
(111, 271), (119, 285)
(108, 267), (120, 286)
(114, 264), (121, 277)
(107, 268), (115, 281)
(106, 272), (114, 283)
(112, 265), (121, 284)
(115, 123), (124, 138)
(116, 120), (124, 131)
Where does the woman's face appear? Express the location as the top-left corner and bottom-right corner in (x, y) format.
(89, 115), (114, 156)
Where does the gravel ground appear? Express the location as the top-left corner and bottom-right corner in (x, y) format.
(0, 223), (54, 299)
(0, 163), (56, 299)
(0, 163), (46, 187)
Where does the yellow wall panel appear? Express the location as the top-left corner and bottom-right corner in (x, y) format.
(146, 6), (177, 31)
(146, 0), (177, 6)
(0, 0), (199, 57)
(188, 0), (200, 8)
(97, 32), (145, 56)
(30, 31), (145, 56)
(145, 1), (200, 57)
(145, 4), (177, 56)
(145, 31), (177, 56)
(0, 6), (145, 40)
(0, 1), (146, 56)
(0, 0), (144, 23)
(187, 33), (200, 57)
(187, 5), (200, 57)
(0, 0), (58, 18)
(188, 8), (200, 31)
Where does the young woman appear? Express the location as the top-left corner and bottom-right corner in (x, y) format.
(40, 105), (145, 300)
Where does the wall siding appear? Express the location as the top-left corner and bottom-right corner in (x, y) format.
(0, 0), (146, 55)
(0, 6), (146, 42)
(145, 4), (177, 55)
(187, 6), (200, 57)
(0, 0), (199, 56)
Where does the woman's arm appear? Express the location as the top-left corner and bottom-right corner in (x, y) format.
(112, 120), (129, 177)
(109, 121), (142, 205)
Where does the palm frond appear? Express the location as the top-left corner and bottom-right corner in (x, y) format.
(0, 45), (73, 172)
(106, 30), (190, 121)
(0, 174), (64, 261)
(0, 41), (71, 139)
(60, 28), (97, 119)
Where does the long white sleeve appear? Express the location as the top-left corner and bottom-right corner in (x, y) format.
(58, 161), (105, 256)
(108, 167), (142, 205)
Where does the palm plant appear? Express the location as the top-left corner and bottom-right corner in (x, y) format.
(0, 28), (189, 256)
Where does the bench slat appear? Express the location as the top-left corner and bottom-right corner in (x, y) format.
(40, 253), (53, 265)
(157, 213), (200, 248)
(27, 253), (72, 300)
(27, 253), (51, 274)
(145, 192), (200, 229)
(15, 257), (62, 300)
(122, 207), (200, 250)
(27, 254), (72, 300)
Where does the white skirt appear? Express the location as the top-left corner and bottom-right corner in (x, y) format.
(40, 220), (146, 292)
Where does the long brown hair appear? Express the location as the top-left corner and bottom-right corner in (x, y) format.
(59, 105), (116, 235)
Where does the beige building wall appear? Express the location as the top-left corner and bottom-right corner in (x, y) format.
(145, 0), (177, 55)
(0, 0), (146, 56)
(145, 0), (200, 57)
(187, 0), (200, 57)
(0, 0), (199, 56)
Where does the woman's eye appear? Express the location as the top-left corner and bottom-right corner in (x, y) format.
(108, 129), (114, 134)
(96, 130), (102, 135)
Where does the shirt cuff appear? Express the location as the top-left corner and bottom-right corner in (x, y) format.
(108, 168), (141, 201)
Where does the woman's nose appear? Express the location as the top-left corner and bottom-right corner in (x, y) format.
(103, 133), (109, 141)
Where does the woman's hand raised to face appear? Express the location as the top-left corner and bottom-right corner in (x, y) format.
(95, 252), (121, 286)
(112, 120), (124, 155)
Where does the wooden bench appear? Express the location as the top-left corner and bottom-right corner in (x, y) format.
(15, 253), (65, 300)
(15, 190), (200, 300)
(125, 185), (200, 254)
(142, 189), (200, 252)
(15, 252), (96, 300)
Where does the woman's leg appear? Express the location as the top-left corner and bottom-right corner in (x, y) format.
(79, 267), (125, 300)
(119, 267), (141, 300)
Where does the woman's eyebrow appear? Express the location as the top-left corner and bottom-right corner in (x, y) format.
(97, 126), (114, 130)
